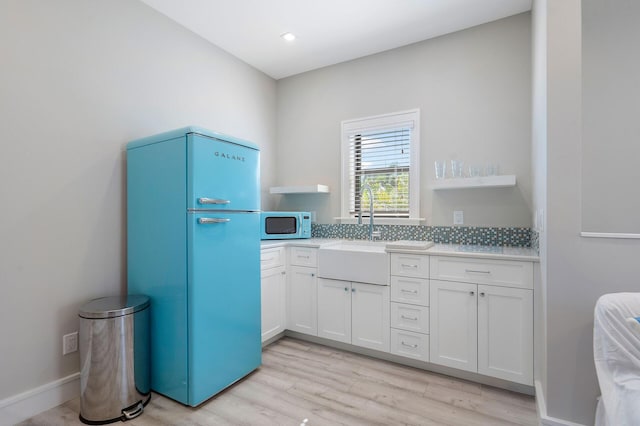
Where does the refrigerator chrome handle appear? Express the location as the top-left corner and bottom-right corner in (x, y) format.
(198, 197), (230, 205)
(197, 218), (231, 224)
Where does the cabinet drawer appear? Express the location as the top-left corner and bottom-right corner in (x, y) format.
(390, 253), (429, 278)
(390, 276), (429, 306)
(290, 246), (318, 267)
(261, 247), (285, 271)
(390, 329), (430, 361)
(391, 302), (429, 334)
(429, 256), (533, 289)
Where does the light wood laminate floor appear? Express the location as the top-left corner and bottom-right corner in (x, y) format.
(20, 337), (538, 426)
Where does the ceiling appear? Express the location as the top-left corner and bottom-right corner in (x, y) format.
(140, 0), (532, 80)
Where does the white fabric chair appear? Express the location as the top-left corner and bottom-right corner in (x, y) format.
(594, 292), (640, 426)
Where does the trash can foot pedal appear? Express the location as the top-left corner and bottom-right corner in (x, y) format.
(121, 401), (144, 420)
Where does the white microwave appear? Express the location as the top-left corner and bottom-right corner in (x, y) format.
(260, 211), (311, 240)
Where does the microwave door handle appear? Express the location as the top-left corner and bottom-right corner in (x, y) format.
(198, 197), (230, 205)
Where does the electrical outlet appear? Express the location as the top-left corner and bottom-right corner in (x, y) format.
(537, 209), (544, 232)
(453, 210), (464, 225)
(63, 331), (78, 355)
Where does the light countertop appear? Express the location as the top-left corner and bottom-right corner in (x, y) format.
(261, 239), (539, 262)
(260, 238), (337, 249)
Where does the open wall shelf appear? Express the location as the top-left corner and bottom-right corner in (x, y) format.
(269, 184), (330, 194)
(430, 175), (516, 190)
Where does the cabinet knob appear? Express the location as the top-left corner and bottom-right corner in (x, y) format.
(480, 292), (485, 297)
(344, 287), (348, 292)
(352, 288), (356, 292)
(470, 291), (475, 296)
(311, 273), (315, 277)
(281, 271), (286, 275)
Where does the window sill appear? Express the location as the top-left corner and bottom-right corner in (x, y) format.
(334, 217), (426, 226)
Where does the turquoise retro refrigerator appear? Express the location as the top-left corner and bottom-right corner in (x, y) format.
(126, 127), (261, 406)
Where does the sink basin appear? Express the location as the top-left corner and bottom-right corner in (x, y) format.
(318, 240), (389, 285)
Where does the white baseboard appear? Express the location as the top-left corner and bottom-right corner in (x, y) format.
(0, 372), (80, 425)
(535, 380), (587, 426)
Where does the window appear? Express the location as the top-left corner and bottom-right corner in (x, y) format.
(341, 109), (420, 220)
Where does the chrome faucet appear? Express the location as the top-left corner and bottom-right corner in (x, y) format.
(357, 183), (380, 240)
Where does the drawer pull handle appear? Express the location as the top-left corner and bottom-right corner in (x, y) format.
(400, 289), (418, 294)
(401, 264), (418, 268)
(465, 269), (491, 274)
(198, 218), (230, 224)
(198, 197), (230, 205)
(298, 255), (310, 259)
(401, 341), (418, 348)
(400, 315), (418, 321)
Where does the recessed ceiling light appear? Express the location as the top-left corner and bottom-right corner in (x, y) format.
(280, 32), (296, 42)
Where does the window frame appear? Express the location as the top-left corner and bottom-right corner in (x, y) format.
(340, 109), (420, 221)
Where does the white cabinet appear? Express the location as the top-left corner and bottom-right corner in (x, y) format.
(287, 246), (318, 336)
(317, 278), (351, 343)
(390, 253), (429, 278)
(429, 280), (478, 372)
(389, 253), (430, 361)
(430, 255), (533, 289)
(429, 256), (534, 386)
(351, 282), (390, 351)
(260, 247), (286, 342)
(477, 284), (533, 385)
(390, 302), (430, 334)
(317, 278), (389, 352)
(289, 246), (318, 268)
(288, 265), (318, 335)
(391, 329), (430, 360)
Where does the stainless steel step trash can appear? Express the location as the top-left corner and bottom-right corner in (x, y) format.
(78, 295), (151, 424)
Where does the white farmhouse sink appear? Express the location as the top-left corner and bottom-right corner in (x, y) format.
(318, 240), (389, 285)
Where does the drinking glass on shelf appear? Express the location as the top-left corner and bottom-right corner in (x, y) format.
(468, 164), (482, 178)
(451, 160), (464, 178)
(434, 161), (446, 179)
(486, 163), (499, 176)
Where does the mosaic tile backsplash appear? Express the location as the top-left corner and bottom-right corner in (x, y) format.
(531, 229), (540, 254)
(312, 224), (532, 247)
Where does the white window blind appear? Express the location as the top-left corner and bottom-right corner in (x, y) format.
(347, 127), (411, 217)
(341, 109), (420, 220)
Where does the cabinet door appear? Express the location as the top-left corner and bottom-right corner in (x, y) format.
(478, 285), (533, 385)
(260, 266), (286, 342)
(317, 278), (351, 344)
(429, 280), (477, 372)
(351, 283), (390, 352)
(288, 266), (318, 336)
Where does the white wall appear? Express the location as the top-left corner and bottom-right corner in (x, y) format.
(530, 0), (548, 402)
(275, 13), (532, 227)
(581, 0), (640, 234)
(534, 1), (640, 424)
(0, 0), (275, 404)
